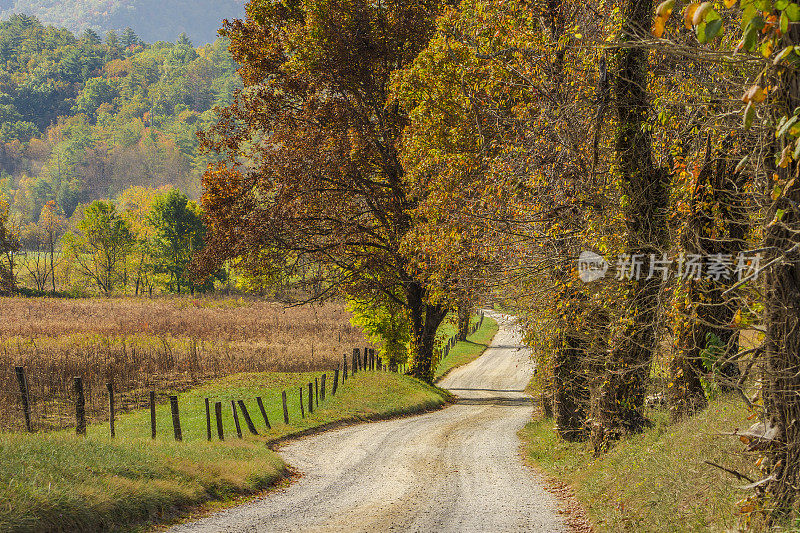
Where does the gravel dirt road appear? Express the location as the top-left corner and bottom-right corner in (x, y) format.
(169, 311), (566, 532)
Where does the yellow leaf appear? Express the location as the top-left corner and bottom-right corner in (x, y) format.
(684, 3), (700, 29)
(652, 16), (667, 37)
(743, 85), (766, 103)
(693, 2), (712, 26)
(723, 0), (736, 7)
(656, 0), (675, 17)
(762, 40), (774, 58)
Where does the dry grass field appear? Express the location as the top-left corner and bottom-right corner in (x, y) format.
(0, 296), (371, 431)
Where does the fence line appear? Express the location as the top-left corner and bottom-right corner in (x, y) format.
(4, 310), (486, 440)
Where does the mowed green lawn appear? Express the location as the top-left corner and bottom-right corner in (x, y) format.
(0, 371), (450, 533)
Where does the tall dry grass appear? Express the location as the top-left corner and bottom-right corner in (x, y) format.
(0, 296), (371, 431)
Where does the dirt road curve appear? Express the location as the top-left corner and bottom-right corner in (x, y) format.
(169, 311), (566, 532)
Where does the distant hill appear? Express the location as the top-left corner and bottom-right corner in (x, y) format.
(0, 0), (245, 44)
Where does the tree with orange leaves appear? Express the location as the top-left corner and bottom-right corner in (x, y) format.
(195, 0), (450, 382)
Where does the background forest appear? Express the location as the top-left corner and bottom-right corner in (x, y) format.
(0, 14), (245, 296)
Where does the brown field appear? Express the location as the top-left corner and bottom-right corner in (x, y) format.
(0, 296), (371, 431)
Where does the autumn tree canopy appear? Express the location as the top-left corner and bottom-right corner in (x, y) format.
(197, 0), (457, 382)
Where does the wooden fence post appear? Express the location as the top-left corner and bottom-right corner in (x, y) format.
(215, 401), (224, 440)
(237, 400), (259, 435)
(333, 366), (340, 395)
(370, 348), (375, 370)
(170, 395), (182, 441)
(343, 355), (348, 380)
(74, 377), (86, 436)
(150, 390), (156, 439)
(282, 391), (290, 424)
(256, 397), (271, 430)
(315, 378), (319, 408)
(320, 374), (326, 402)
(308, 382), (313, 414)
(107, 382), (115, 438)
(205, 398), (212, 441)
(14, 367), (32, 433)
(299, 387), (305, 418)
(352, 348), (358, 375)
(231, 400), (243, 438)
(377, 356), (382, 371)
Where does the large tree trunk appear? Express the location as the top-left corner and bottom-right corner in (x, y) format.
(552, 272), (590, 441)
(763, 181), (800, 513)
(590, 0), (668, 452)
(554, 328), (588, 441)
(764, 25), (800, 514)
(456, 303), (470, 342)
(407, 281), (448, 384)
(670, 140), (747, 420)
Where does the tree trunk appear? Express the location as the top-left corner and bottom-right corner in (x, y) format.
(590, 0), (667, 452)
(670, 139), (747, 420)
(764, 24), (800, 514)
(456, 303), (470, 342)
(763, 176), (800, 514)
(49, 234), (55, 295)
(554, 329), (588, 441)
(670, 298), (709, 419)
(407, 281), (448, 384)
(552, 274), (590, 441)
(541, 388), (554, 419)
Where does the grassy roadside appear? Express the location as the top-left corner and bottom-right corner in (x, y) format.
(520, 394), (757, 532)
(0, 371), (449, 533)
(434, 314), (499, 380)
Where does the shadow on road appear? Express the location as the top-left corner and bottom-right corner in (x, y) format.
(453, 397), (533, 406)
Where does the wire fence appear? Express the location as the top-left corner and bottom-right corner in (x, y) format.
(1, 310), (485, 435)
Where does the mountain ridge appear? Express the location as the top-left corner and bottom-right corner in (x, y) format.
(0, 0), (245, 44)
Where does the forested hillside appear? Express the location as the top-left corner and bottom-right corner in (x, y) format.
(0, 0), (245, 44)
(0, 14), (240, 226)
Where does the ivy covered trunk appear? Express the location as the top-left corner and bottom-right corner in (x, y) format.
(456, 303), (470, 342)
(407, 282), (448, 384)
(670, 140), (747, 420)
(554, 329), (588, 441)
(763, 181), (800, 512)
(590, 0), (667, 452)
(765, 25), (800, 513)
(553, 276), (589, 441)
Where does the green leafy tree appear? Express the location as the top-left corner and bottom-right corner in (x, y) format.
(120, 27), (140, 50)
(348, 295), (412, 370)
(65, 200), (133, 295)
(0, 197), (19, 293)
(148, 189), (209, 293)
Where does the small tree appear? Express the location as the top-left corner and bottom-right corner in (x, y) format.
(0, 198), (19, 294)
(348, 295), (412, 371)
(148, 189), (209, 294)
(39, 201), (66, 295)
(65, 201), (134, 295)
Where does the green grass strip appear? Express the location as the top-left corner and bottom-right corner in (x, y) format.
(519, 394), (758, 532)
(434, 314), (499, 380)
